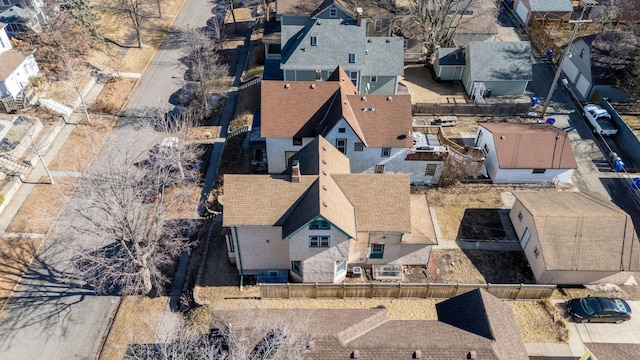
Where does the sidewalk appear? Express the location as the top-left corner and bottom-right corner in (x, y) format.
(0, 81), (106, 235)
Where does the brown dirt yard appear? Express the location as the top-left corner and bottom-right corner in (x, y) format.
(401, 65), (468, 104)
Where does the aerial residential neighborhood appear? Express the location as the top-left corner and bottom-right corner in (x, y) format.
(0, 0), (640, 359)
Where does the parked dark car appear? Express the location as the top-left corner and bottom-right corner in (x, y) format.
(566, 296), (632, 323)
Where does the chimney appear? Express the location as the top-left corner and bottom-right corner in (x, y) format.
(467, 351), (477, 360)
(351, 349), (360, 359)
(414, 350), (422, 359)
(291, 160), (301, 183)
(356, 7), (363, 26)
(306, 340), (315, 351)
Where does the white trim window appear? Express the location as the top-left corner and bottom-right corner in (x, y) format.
(291, 261), (302, 276)
(335, 260), (347, 275)
(310, 236), (330, 248)
(329, 8), (337, 17)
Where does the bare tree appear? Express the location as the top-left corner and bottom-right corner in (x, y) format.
(125, 309), (313, 360)
(71, 114), (203, 296)
(181, 28), (229, 116)
(116, 0), (155, 48)
(402, 0), (479, 57)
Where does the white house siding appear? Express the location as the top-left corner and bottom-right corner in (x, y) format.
(475, 127), (499, 178)
(232, 226), (290, 273)
(266, 137), (314, 173)
(575, 74), (591, 100)
(288, 226), (351, 283)
(436, 65), (464, 81)
(562, 59), (580, 84)
(0, 29), (11, 53)
(537, 270), (635, 285)
(492, 168), (574, 184)
(2, 55), (40, 99)
(515, 1), (529, 24)
(473, 80), (528, 96)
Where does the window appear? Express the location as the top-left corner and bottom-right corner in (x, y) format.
(370, 244), (385, 259)
(349, 53), (356, 63)
(381, 148), (391, 157)
(475, 131), (483, 146)
(532, 169), (546, 174)
(354, 142), (364, 151)
(483, 144), (489, 155)
(293, 138), (303, 146)
(520, 227), (531, 249)
(291, 261), (302, 276)
(374, 19), (382, 31)
(329, 8), (337, 17)
(335, 260), (347, 275)
(311, 36), (318, 46)
(370, 75), (378, 83)
(403, 38), (408, 49)
(336, 139), (347, 154)
(533, 246), (540, 259)
(310, 236), (330, 247)
(226, 234), (235, 252)
(517, 211), (523, 222)
(309, 220), (330, 230)
(338, 127), (346, 133)
(580, 49), (585, 58)
(375, 164), (384, 174)
(425, 164), (437, 176)
(350, 71), (358, 86)
(285, 151), (296, 168)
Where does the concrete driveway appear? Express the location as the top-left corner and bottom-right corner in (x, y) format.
(570, 300), (640, 344)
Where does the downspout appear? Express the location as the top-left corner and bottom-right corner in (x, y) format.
(234, 226), (244, 290)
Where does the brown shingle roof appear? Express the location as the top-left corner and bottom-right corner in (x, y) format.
(332, 173), (411, 232)
(276, 0), (323, 15)
(479, 122), (577, 169)
(513, 191), (640, 272)
(0, 49), (28, 80)
(584, 343), (640, 360)
(262, 67), (413, 148)
(214, 290), (525, 360)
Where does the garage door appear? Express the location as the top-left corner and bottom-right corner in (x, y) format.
(562, 60), (579, 83)
(516, 2), (528, 24)
(575, 74), (591, 98)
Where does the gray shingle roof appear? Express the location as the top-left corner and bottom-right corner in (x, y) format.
(280, 18), (403, 77)
(468, 41), (532, 81)
(438, 48), (466, 66)
(529, 0), (573, 12)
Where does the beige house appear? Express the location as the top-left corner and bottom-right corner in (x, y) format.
(509, 191), (640, 285)
(223, 136), (436, 283)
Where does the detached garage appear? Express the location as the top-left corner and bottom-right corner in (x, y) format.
(513, 0), (573, 26)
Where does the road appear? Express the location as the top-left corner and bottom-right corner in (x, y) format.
(0, 0), (215, 358)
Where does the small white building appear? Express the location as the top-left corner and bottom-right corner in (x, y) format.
(475, 122), (577, 184)
(0, 22), (40, 104)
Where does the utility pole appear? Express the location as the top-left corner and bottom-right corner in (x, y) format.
(540, 19), (592, 119)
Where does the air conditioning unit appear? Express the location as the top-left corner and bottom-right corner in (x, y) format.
(352, 266), (363, 277)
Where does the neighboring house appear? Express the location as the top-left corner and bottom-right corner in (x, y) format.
(0, 0), (45, 37)
(512, 0), (573, 26)
(0, 22), (40, 104)
(222, 135), (436, 283)
(509, 191), (640, 285)
(561, 32), (638, 103)
(266, 0), (404, 94)
(260, 66), (449, 184)
(475, 122), (577, 184)
(434, 41), (532, 99)
(167, 289), (528, 359)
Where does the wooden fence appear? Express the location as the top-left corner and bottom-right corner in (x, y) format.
(412, 103), (531, 116)
(260, 282), (555, 300)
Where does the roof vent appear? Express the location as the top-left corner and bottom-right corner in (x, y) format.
(322, 146), (326, 151)
(370, 107), (375, 112)
(322, 159), (327, 164)
(361, 96), (367, 101)
(367, 39), (372, 43)
(500, 135), (506, 140)
(322, 201), (328, 208)
(467, 351), (477, 360)
(343, 99), (348, 104)
(306, 340), (315, 350)
(322, 170), (327, 175)
(361, 108), (367, 112)
(387, 96), (393, 101)
(351, 350), (359, 359)
(310, 84), (316, 89)
(322, 185), (327, 191)
(317, 21), (321, 25)
(414, 350), (422, 359)
(386, 39), (390, 43)
(284, 83), (290, 89)
(301, 47), (306, 51)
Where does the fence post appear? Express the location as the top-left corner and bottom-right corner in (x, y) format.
(342, 282), (346, 299)
(516, 283), (524, 300)
(314, 282), (318, 299)
(369, 282), (374, 299)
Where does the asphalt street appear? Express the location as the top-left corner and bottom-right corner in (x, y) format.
(0, 0), (216, 358)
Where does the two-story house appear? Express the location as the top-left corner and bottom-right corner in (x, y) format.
(223, 135), (436, 283)
(264, 0), (404, 94)
(0, 0), (44, 37)
(260, 66), (449, 185)
(0, 22), (40, 105)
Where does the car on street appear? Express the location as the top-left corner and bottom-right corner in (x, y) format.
(583, 104), (618, 135)
(566, 296), (632, 323)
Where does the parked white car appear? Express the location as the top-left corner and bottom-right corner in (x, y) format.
(583, 104), (618, 136)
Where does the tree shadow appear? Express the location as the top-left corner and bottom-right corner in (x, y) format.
(460, 248), (536, 284)
(0, 239), (96, 343)
(455, 208), (507, 241)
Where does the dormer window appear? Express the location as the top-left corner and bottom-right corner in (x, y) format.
(330, 8), (337, 17)
(311, 36), (318, 46)
(309, 220), (330, 230)
(338, 127), (346, 133)
(349, 53), (356, 63)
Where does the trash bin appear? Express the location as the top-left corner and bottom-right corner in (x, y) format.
(530, 96), (539, 107)
(546, 49), (554, 61)
(632, 177), (640, 190)
(546, 118), (556, 125)
(614, 159), (625, 172)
